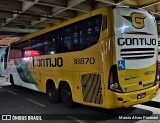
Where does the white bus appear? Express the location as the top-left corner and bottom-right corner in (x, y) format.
(0, 46), (7, 76)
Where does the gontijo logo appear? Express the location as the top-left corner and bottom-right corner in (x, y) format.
(131, 12), (145, 29)
(123, 12), (145, 29)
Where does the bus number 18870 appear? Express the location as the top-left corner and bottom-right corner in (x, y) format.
(74, 58), (95, 64)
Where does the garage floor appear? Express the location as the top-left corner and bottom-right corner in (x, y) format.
(152, 89), (160, 102)
(0, 77), (159, 123)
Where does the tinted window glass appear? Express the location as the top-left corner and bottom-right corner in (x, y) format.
(61, 15), (102, 52)
(20, 41), (32, 57)
(44, 30), (61, 54)
(9, 43), (22, 59)
(79, 15), (102, 50)
(61, 24), (78, 52)
(10, 14), (102, 58)
(30, 36), (44, 56)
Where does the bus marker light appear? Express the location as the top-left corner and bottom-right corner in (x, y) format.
(137, 92), (146, 99)
(118, 97), (123, 101)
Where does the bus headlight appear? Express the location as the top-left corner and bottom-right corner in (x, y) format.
(110, 83), (122, 92)
(110, 83), (118, 89)
(108, 65), (123, 93)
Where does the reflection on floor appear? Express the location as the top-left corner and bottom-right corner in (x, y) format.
(0, 77), (159, 123)
(0, 77), (10, 86)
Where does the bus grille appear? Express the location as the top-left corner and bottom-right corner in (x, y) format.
(120, 48), (155, 60)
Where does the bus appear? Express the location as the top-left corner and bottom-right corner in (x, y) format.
(0, 46), (7, 76)
(6, 6), (159, 109)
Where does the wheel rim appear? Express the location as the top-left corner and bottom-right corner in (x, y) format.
(48, 86), (54, 99)
(62, 86), (71, 101)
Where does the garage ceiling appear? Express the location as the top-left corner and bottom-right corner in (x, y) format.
(0, 0), (160, 36)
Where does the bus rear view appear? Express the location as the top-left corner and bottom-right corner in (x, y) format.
(6, 6), (159, 110)
(106, 6), (159, 108)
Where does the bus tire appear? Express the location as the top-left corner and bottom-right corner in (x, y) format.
(10, 75), (15, 87)
(61, 84), (75, 108)
(46, 82), (61, 103)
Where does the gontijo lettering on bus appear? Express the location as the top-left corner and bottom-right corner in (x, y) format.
(33, 57), (63, 67)
(118, 38), (156, 46)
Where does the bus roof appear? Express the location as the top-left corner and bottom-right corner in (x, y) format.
(20, 7), (112, 42)
(20, 6), (148, 43)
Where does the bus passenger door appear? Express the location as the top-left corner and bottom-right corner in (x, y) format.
(29, 68), (42, 91)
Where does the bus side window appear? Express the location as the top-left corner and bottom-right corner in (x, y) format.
(61, 24), (78, 52)
(21, 41), (34, 57)
(10, 43), (22, 59)
(30, 36), (44, 56)
(79, 15), (102, 50)
(72, 31), (79, 50)
(44, 30), (61, 54)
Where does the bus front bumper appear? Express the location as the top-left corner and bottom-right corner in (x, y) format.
(106, 84), (159, 109)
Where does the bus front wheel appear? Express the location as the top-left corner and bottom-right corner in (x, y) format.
(46, 82), (61, 103)
(61, 84), (75, 108)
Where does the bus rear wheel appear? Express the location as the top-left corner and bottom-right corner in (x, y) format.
(47, 83), (61, 103)
(61, 84), (75, 108)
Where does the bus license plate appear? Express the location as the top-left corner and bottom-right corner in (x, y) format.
(137, 92), (146, 99)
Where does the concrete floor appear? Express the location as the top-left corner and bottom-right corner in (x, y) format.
(0, 77), (159, 123)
